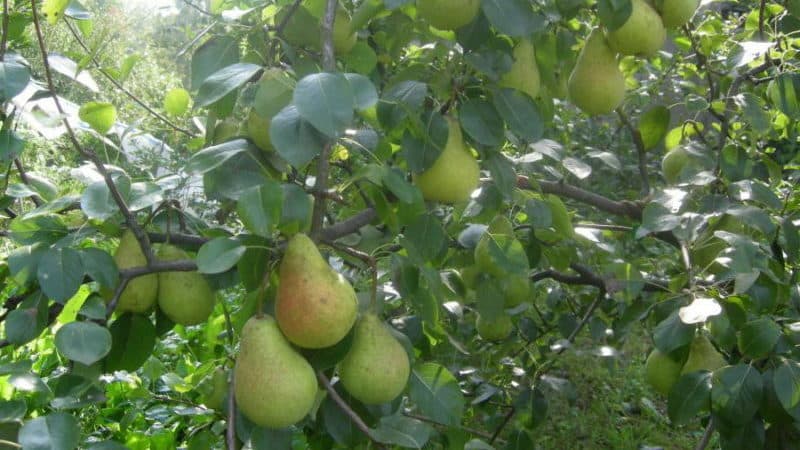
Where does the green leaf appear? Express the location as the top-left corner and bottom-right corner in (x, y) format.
(736, 92), (770, 136)
(597, 0), (632, 31)
(253, 70), (295, 118)
(293, 72), (354, 137)
(0, 128), (25, 163)
(54, 321), (112, 366)
(653, 311), (695, 353)
(343, 73), (378, 111)
(481, 0), (544, 36)
(369, 415), (433, 449)
(773, 360), (800, 412)
(79, 248), (118, 290)
(186, 139), (250, 174)
(493, 88), (543, 142)
(667, 371), (711, 425)
(402, 213), (446, 263)
(279, 184), (312, 235)
(18, 413), (80, 450)
(504, 430), (534, 450)
(711, 364), (763, 425)
(81, 174), (131, 221)
(736, 318), (780, 359)
(0, 399), (26, 422)
(728, 180), (783, 210)
(237, 181), (283, 237)
(163, 88), (191, 116)
(321, 389), (369, 448)
(402, 111), (448, 174)
(191, 36), (240, 90)
(408, 363), (465, 426)
(105, 313), (157, 372)
(270, 105), (328, 168)
(782, 216), (799, 263)
(377, 81), (427, 130)
(0, 61), (30, 102)
(196, 237), (246, 274)
(78, 102), (117, 135)
(195, 63), (261, 108)
(459, 99), (505, 147)
(768, 73), (800, 118)
(638, 106), (670, 150)
(37, 248), (83, 303)
(485, 152), (516, 199)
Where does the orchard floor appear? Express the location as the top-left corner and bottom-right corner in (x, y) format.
(534, 327), (717, 450)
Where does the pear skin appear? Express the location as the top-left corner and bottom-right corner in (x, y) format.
(338, 314), (411, 404)
(658, 0), (701, 28)
(568, 29), (626, 116)
(157, 245), (215, 326)
(234, 315), (318, 428)
(645, 349), (683, 396)
(200, 368), (228, 410)
(247, 109), (274, 153)
(276, 234), (358, 348)
(476, 314), (513, 341)
(500, 39), (541, 99)
(680, 335), (728, 375)
(606, 0), (666, 56)
(109, 230), (158, 313)
(333, 8), (357, 55)
(416, 0), (481, 30)
(502, 275), (531, 307)
(413, 116), (480, 203)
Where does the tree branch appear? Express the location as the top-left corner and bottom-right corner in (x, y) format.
(518, 176), (644, 220)
(616, 109), (650, 196)
(0, 0), (9, 61)
(226, 372), (237, 450)
(694, 417), (715, 450)
(320, 208), (377, 242)
(317, 371), (384, 447)
(274, 0), (304, 36)
(13, 158), (44, 207)
(402, 412), (505, 445)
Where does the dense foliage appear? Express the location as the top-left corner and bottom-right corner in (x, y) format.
(0, 0), (799, 448)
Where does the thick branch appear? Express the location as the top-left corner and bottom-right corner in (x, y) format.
(519, 176), (644, 221)
(320, 208), (377, 242)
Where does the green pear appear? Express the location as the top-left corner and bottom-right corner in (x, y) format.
(568, 29), (626, 116)
(474, 216), (529, 278)
(499, 39), (541, 99)
(275, 234), (358, 348)
(338, 314), (411, 404)
(680, 335), (728, 375)
(157, 245), (215, 326)
(413, 116), (480, 203)
(658, 0), (701, 28)
(234, 315), (318, 428)
(333, 8), (357, 55)
(247, 109), (274, 153)
(200, 368), (228, 410)
(476, 314), (513, 341)
(247, 70), (294, 153)
(606, 0), (666, 56)
(502, 275), (531, 307)
(644, 349), (683, 396)
(416, 0), (481, 30)
(661, 146), (705, 184)
(109, 230), (158, 313)
(213, 119), (240, 144)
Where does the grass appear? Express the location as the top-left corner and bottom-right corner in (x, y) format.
(534, 326), (716, 450)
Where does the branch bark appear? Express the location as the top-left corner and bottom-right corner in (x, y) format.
(616, 109), (650, 196)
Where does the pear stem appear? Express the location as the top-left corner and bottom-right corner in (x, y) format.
(254, 266), (274, 319)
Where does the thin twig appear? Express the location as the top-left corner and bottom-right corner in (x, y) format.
(616, 109), (650, 195)
(274, 0), (304, 36)
(226, 372), (236, 450)
(13, 158), (44, 207)
(317, 371), (383, 446)
(489, 406), (515, 444)
(0, 0), (9, 61)
(758, 0), (767, 39)
(694, 417), (715, 450)
(565, 287), (607, 344)
(402, 412), (505, 444)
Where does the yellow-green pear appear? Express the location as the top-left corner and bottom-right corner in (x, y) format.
(200, 368), (228, 410)
(338, 314), (411, 404)
(606, 0), (666, 56)
(413, 116), (480, 203)
(658, 0), (701, 28)
(502, 275), (531, 307)
(645, 349), (683, 396)
(213, 119), (240, 144)
(109, 230), (158, 313)
(661, 146), (705, 184)
(234, 315), (318, 428)
(416, 0), (481, 30)
(333, 8), (357, 55)
(680, 335), (728, 375)
(499, 39), (541, 99)
(247, 109), (274, 153)
(476, 314), (513, 341)
(157, 245), (215, 326)
(568, 29), (626, 116)
(276, 234), (358, 348)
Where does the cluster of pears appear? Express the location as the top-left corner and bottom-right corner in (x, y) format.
(413, 116), (480, 203)
(645, 333), (727, 396)
(233, 234), (410, 429)
(109, 230), (215, 326)
(463, 216), (532, 341)
(568, 0), (701, 115)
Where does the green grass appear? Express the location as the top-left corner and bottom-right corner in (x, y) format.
(535, 327), (716, 450)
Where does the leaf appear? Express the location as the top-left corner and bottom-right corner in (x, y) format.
(279, 184), (313, 235)
(18, 412), (80, 450)
(561, 157), (592, 179)
(481, 0), (544, 36)
(493, 88), (543, 142)
(80, 248), (119, 290)
(653, 311), (695, 353)
(0, 61), (31, 102)
(105, 313), (157, 372)
(293, 72), (354, 137)
(0, 399), (26, 422)
(196, 237), (246, 274)
(408, 363), (465, 426)
(81, 174), (131, 221)
(78, 102), (117, 135)
(47, 54), (99, 92)
(773, 360), (800, 412)
(638, 106), (670, 150)
(736, 318), (780, 359)
(711, 364), (763, 425)
(402, 111), (448, 174)
(459, 99), (505, 146)
(369, 415), (433, 449)
(0, 128), (25, 163)
(402, 213), (446, 263)
(191, 36), (240, 90)
(377, 80), (427, 130)
(270, 105), (328, 168)
(54, 322), (112, 366)
(195, 63), (261, 107)
(37, 248), (83, 303)
(768, 73), (800, 118)
(343, 73), (378, 111)
(186, 139), (250, 174)
(667, 371), (711, 425)
(504, 430), (534, 450)
(783, 216), (799, 263)
(597, 0), (633, 31)
(237, 181), (283, 237)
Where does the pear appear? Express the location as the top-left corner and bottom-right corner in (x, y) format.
(247, 109), (274, 153)
(476, 313), (513, 341)
(658, 0), (701, 28)
(213, 119), (240, 144)
(606, 0), (666, 56)
(338, 314), (411, 404)
(645, 349), (683, 396)
(502, 275), (531, 307)
(568, 29), (626, 116)
(413, 116), (480, 203)
(499, 39), (541, 99)
(680, 335), (728, 375)
(275, 234), (358, 348)
(200, 368), (228, 410)
(157, 245), (215, 326)
(661, 146), (705, 184)
(474, 216), (529, 278)
(416, 0), (481, 31)
(109, 230), (157, 313)
(333, 8), (357, 55)
(234, 315), (318, 428)
(247, 70), (294, 153)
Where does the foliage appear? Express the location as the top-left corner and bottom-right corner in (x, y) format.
(0, 0), (799, 449)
